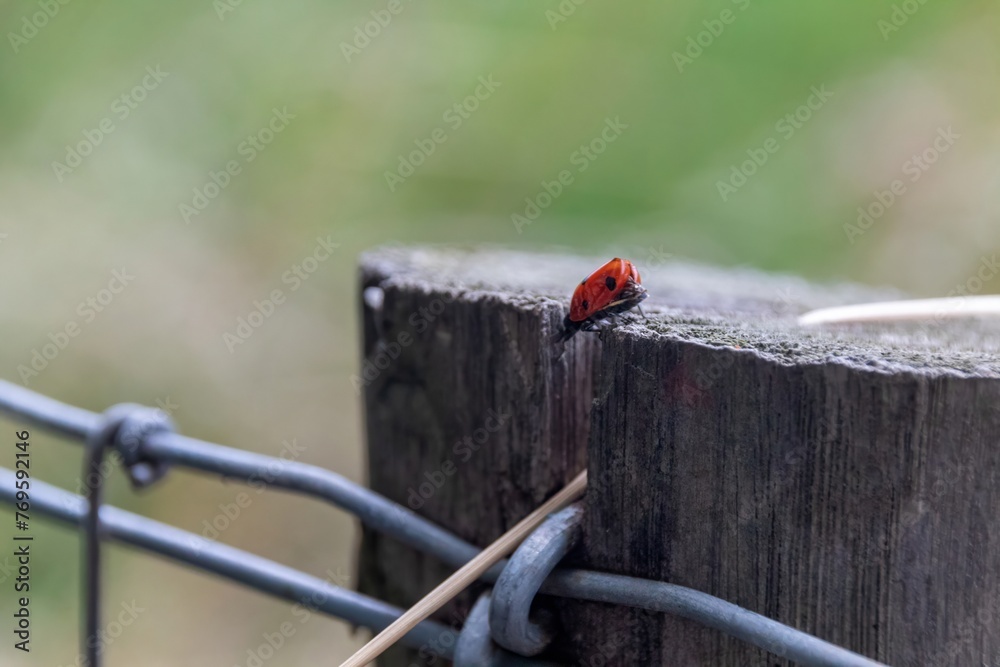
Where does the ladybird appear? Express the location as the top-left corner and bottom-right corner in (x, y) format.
(558, 257), (648, 341)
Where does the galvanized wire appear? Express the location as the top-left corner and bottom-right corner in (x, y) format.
(0, 380), (886, 667)
(0, 381), (500, 578)
(0, 469), (460, 658)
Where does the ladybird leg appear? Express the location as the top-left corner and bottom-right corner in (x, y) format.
(638, 305), (647, 320)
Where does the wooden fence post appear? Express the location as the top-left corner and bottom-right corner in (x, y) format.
(356, 246), (1000, 666)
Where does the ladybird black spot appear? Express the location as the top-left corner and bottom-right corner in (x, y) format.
(582, 300), (589, 310)
(605, 276), (617, 291)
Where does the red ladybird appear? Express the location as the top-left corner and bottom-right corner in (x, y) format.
(558, 257), (648, 341)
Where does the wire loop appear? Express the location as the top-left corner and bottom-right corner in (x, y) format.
(490, 503), (583, 657)
(456, 593), (561, 667)
(455, 593), (502, 666)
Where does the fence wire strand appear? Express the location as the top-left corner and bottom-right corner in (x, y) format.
(0, 469), (459, 658)
(0, 380), (886, 667)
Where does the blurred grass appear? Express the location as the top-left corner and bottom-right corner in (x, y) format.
(1, 0), (999, 664)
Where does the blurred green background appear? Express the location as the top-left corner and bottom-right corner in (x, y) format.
(1, 0), (998, 664)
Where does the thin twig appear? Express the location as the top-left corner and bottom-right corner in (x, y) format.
(339, 469), (589, 667)
(798, 295), (1000, 326)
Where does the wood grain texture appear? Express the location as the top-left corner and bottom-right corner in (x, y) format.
(356, 247), (600, 666)
(356, 246), (1000, 666)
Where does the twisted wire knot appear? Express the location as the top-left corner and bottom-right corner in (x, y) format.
(489, 503), (584, 657)
(91, 403), (174, 489)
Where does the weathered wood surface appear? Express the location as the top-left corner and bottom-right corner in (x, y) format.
(356, 245), (1000, 667)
